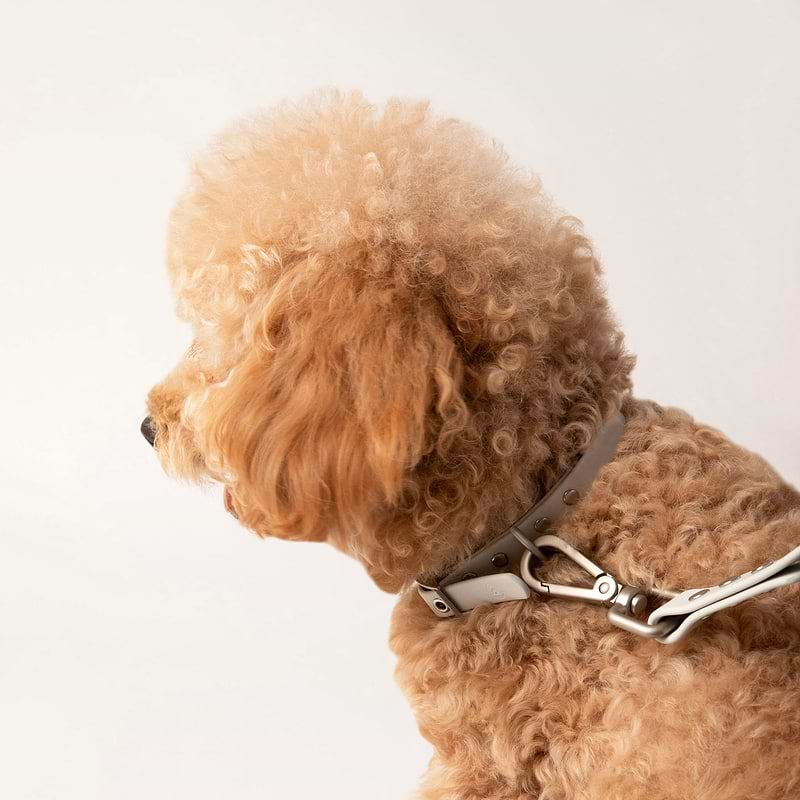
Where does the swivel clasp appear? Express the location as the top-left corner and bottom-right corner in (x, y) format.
(520, 534), (679, 640)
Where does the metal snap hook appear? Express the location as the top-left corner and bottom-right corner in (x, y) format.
(520, 534), (620, 604)
(520, 534), (681, 639)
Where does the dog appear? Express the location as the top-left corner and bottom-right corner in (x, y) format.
(143, 90), (800, 799)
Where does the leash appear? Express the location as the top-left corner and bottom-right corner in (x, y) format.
(416, 413), (800, 643)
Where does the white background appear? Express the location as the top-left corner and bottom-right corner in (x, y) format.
(2, 2), (799, 798)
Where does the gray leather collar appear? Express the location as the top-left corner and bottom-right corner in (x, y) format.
(417, 412), (626, 617)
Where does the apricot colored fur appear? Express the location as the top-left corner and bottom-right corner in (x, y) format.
(146, 91), (800, 799)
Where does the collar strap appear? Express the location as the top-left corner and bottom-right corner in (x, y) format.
(417, 412), (626, 618)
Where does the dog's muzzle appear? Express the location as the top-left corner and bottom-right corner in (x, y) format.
(140, 414), (238, 520)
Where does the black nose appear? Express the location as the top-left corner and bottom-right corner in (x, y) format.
(140, 416), (157, 447)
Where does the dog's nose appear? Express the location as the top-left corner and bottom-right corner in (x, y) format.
(140, 416), (157, 447)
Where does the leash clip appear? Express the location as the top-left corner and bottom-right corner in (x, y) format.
(520, 534), (679, 640)
(520, 534), (619, 603)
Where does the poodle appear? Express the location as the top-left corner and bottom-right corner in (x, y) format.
(143, 91), (800, 799)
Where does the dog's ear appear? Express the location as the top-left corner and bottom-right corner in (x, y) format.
(202, 267), (465, 558)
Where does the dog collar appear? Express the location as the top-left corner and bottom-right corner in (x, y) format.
(416, 413), (800, 644)
(417, 412), (627, 618)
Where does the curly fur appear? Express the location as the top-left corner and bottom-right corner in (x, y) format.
(145, 90), (800, 799)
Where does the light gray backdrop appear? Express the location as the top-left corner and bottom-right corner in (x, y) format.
(2, 2), (798, 798)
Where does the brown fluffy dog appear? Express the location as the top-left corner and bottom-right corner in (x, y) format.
(145, 91), (800, 799)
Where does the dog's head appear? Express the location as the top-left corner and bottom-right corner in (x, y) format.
(143, 91), (634, 591)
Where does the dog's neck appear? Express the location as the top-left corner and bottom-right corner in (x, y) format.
(416, 412), (627, 616)
(360, 399), (631, 593)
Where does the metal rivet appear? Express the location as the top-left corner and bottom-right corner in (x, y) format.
(562, 489), (580, 506)
(754, 561), (773, 572)
(720, 575), (740, 587)
(689, 589), (710, 602)
(462, 572), (477, 580)
(629, 594), (648, 615)
(433, 599), (449, 612)
(598, 581), (611, 594)
(534, 517), (551, 532)
(491, 553), (509, 568)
